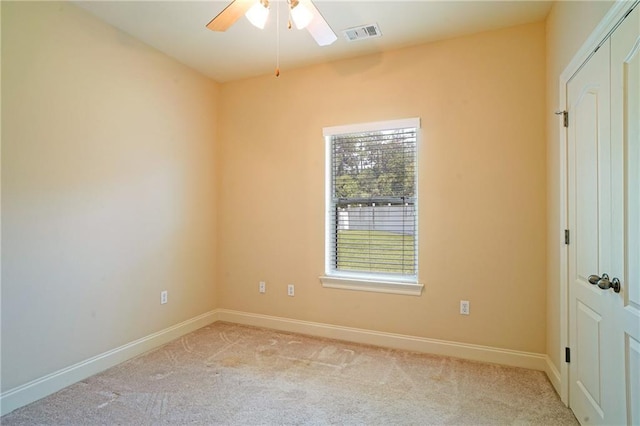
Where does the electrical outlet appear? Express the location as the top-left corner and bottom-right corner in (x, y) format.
(161, 290), (168, 305)
(460, 300), (469, 315)
(287, 284), (295, 297)
(259, 281), (266, 294)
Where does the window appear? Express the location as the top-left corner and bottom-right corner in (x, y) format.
(320, 118), (423, 296)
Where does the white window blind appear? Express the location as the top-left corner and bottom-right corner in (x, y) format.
(325, 119), (419, 282)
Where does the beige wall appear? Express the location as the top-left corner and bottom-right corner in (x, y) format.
(1, 2), (219, 391)
(545, 0), (613, 372)
(217, 22), (547, 353)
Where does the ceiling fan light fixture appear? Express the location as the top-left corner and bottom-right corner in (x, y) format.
(289, 0), (313, 29)
(245, 0), (270, 29)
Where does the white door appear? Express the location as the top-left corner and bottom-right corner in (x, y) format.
(567, 38), (620, 426)
(611, 5), (640, 425)
(567, 5), (639, 425)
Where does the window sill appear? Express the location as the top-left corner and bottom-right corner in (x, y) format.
(319, 275), (424, 296)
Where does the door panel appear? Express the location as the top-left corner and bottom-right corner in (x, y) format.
(625, 34), (640, 309)
(576, 301), (602, 409)
(628, 336), (640, 424)
(575, 93), (600, 279)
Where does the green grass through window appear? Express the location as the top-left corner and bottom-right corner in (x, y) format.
(337, 229), (415, 275)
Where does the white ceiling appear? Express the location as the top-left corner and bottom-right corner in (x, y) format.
(75, 1), (553, 83)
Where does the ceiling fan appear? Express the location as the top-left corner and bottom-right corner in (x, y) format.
(206, 0), (338, 47)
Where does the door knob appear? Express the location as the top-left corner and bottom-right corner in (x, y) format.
(587, 273), (621, 293)
(588, 273), (607, 285)
(597, 276), (621, 293)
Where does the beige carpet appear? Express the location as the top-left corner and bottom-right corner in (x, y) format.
(2, 322), (578, 425)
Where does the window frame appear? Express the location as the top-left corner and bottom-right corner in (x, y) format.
(320, 118), (424, 296)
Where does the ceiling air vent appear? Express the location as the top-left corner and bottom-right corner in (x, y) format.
(342, 23), (382, 42)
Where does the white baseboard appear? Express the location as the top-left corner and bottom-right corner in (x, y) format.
(216, 309), (549, 372)
(0, 310), (218, 416)
(545, 355), (563, 400)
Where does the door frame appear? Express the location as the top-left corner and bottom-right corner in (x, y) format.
(557, 0), (639, 406)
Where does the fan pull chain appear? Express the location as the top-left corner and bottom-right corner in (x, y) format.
(275, 0), (280, 77)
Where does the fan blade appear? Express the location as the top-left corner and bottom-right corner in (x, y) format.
(206, 0), (255, 32)
(303, 0), (337, 46)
